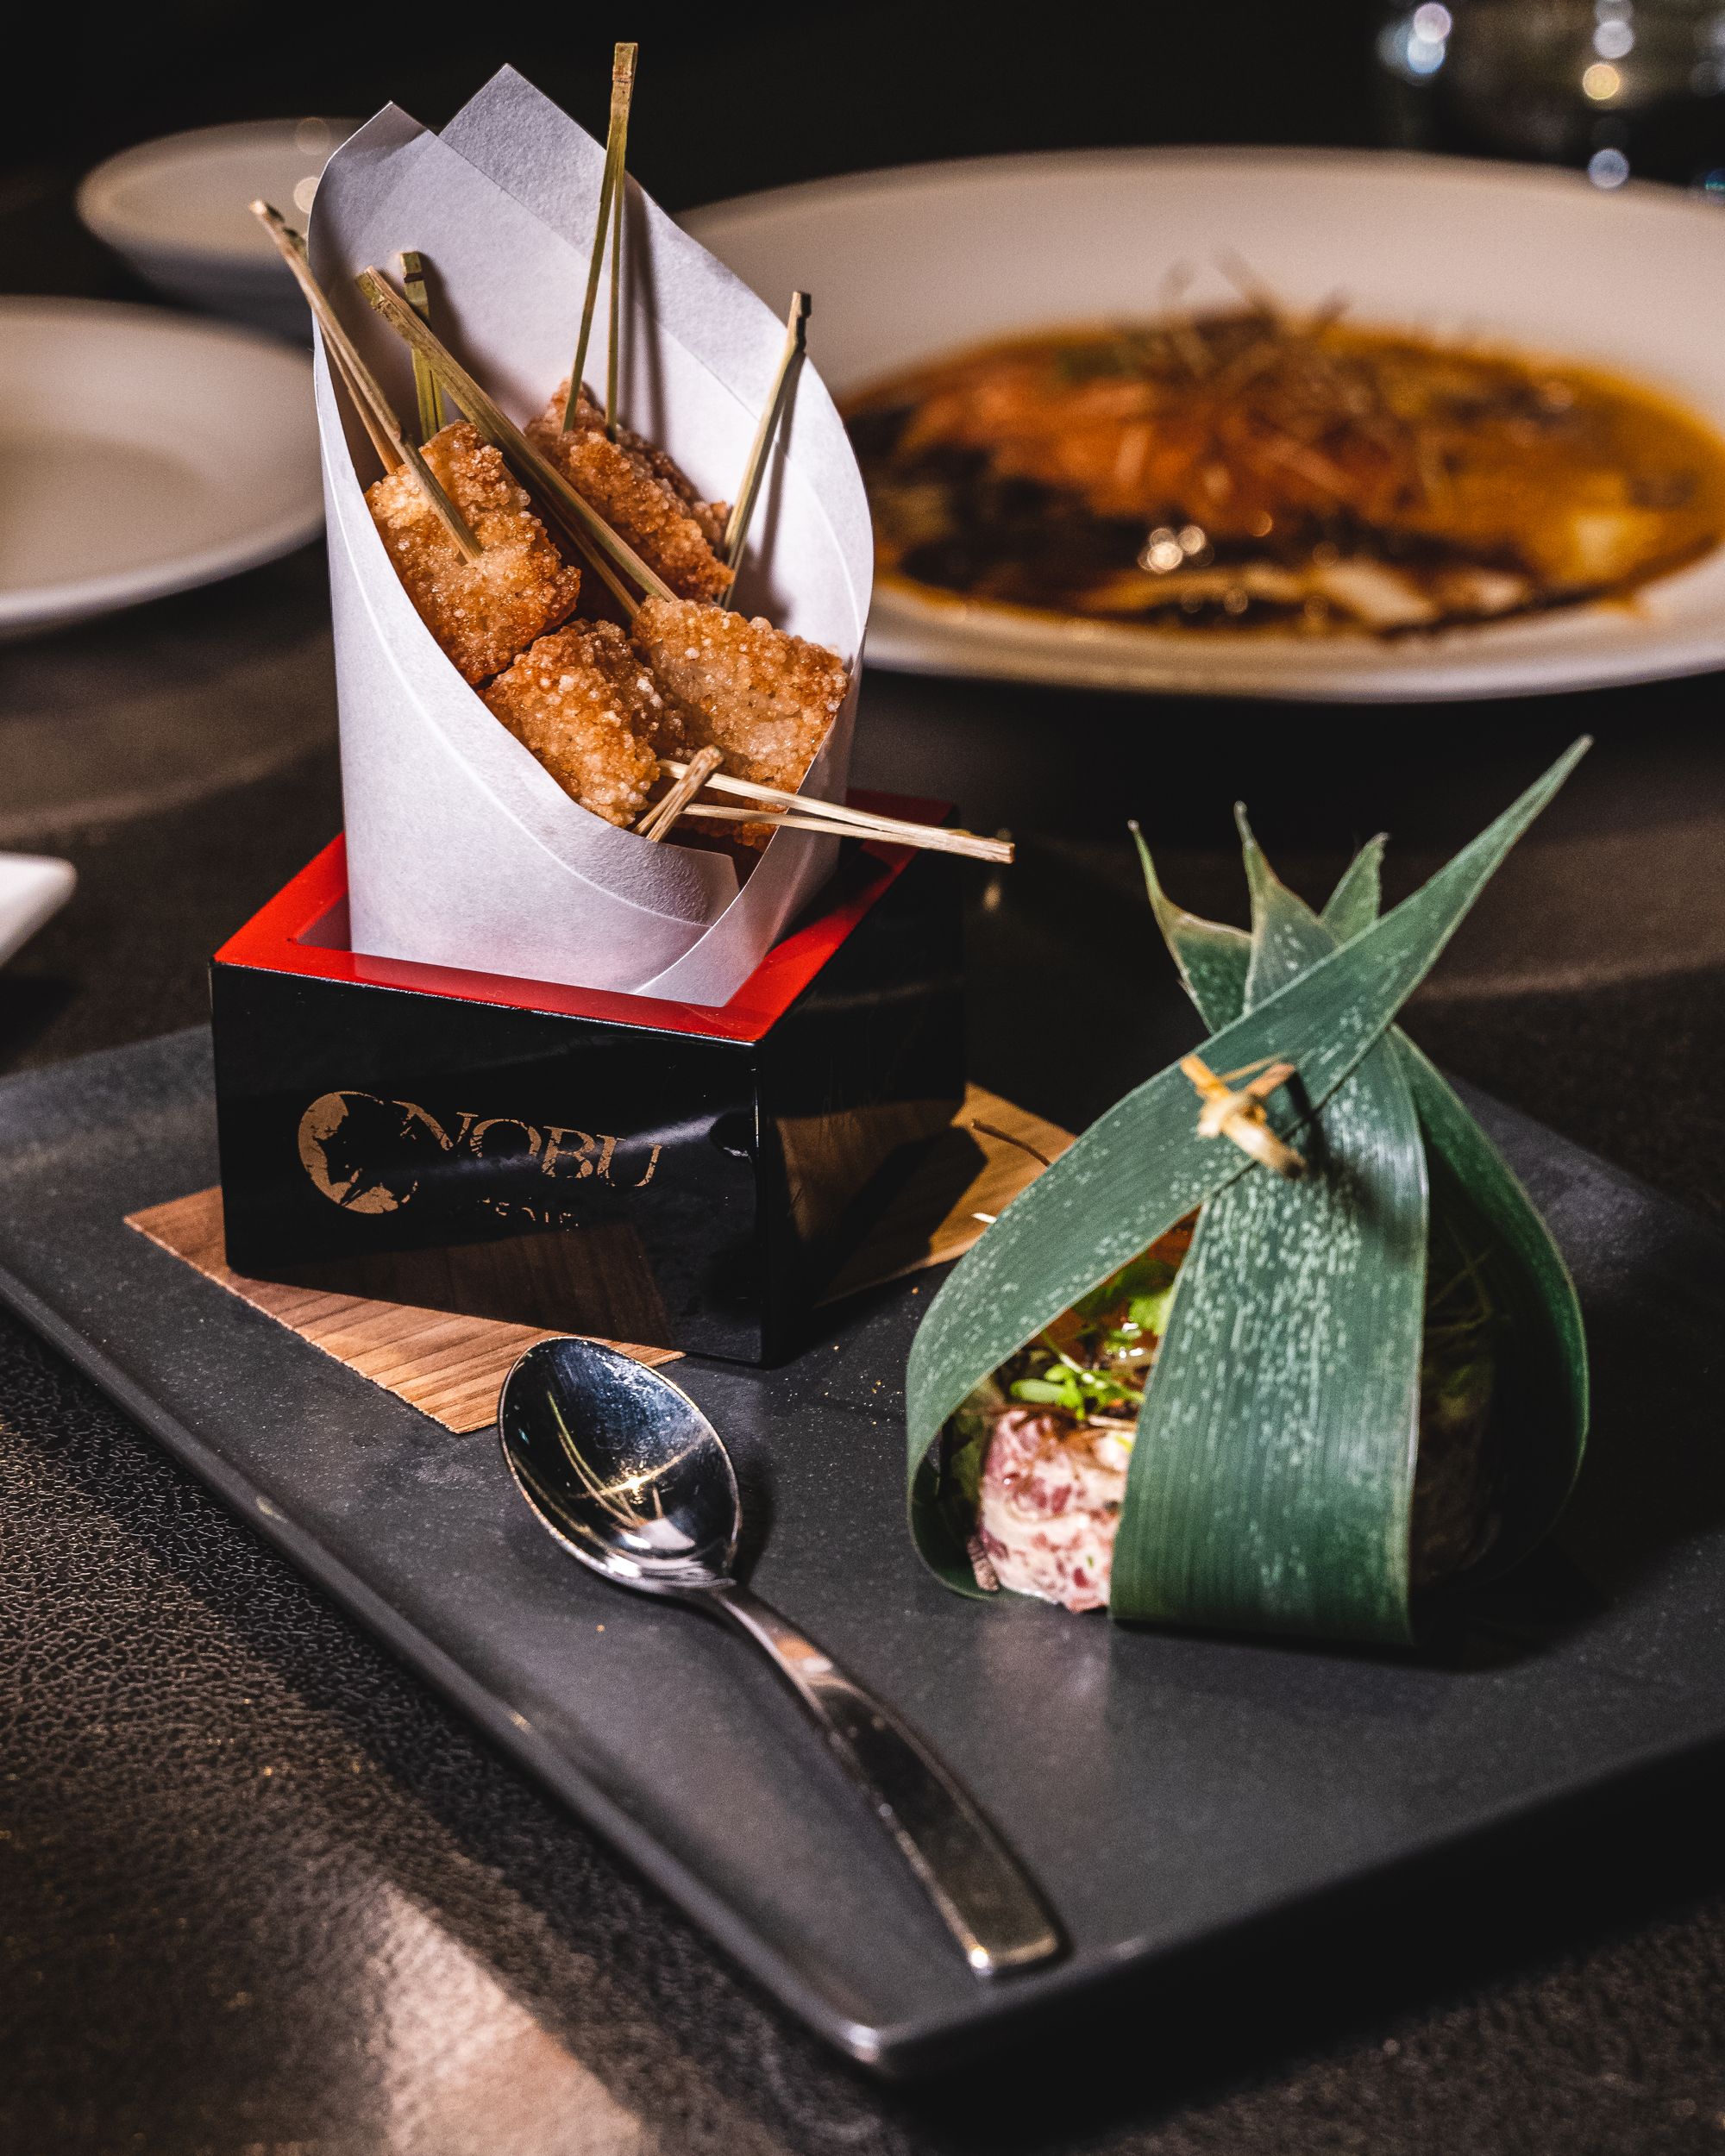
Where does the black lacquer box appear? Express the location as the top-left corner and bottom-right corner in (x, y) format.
(210, 795), (966, 1363)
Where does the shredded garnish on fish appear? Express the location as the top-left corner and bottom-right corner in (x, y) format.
(849, 304), (1725, 637)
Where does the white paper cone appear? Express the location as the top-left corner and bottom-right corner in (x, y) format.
(306, 69), (873, 1003)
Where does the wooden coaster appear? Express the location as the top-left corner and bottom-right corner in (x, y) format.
(126, 1085), (1070, 1435)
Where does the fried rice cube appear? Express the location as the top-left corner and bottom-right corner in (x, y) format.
(482, 622), (681, 827)
(367, 421), (581, 685)
(528, 382), (731, 602)
(630, 598), (850, 804)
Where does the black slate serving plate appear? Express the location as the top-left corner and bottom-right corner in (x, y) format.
(1, 1027), (1722, 2078)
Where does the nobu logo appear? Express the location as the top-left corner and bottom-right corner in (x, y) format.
(297, 1090), (661, 1213)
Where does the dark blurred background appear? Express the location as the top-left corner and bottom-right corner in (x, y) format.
(9, 3), (1385, 214)
(16, 3), (1725, 316)
(20, 0), (1725, 216)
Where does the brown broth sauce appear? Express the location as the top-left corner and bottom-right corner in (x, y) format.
(844, 317), (1725, 636)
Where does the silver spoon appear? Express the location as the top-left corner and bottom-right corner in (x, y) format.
(498, 1336), (1061, 1978)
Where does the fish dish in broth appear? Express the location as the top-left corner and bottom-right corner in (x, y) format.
(847, 307), (1725, 637)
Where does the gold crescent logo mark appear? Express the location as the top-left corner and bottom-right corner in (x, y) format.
(297, 1090), (418, 1213)
(295, 1090), (660, 1210)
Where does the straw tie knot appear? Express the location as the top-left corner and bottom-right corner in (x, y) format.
(1179, 1053), (1307, 1181)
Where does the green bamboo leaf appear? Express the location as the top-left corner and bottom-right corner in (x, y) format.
(1320, 833), (1388, 946)
(1112, 819), (1428, 1639)
(909, 741), (1588, 1592)
(1129, 819), (1247, 1025)
(1145, 830), (1388, 1033)
(1134, 797), (1589, 1608)
(1394, 1039), (1589, 1572)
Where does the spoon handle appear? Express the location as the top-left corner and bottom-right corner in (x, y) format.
(710, 1583), (1061, 1977)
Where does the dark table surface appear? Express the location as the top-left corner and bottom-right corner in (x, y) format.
(6, 8), (1725, 2149)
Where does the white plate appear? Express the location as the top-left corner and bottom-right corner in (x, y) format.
(0, 298), (323, 636)
(687, 148), (1725, 701)
(0, 855), (74, 969)
(78, 120), (355, 339)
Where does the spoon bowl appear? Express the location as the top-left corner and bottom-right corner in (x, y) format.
(500, 1337), (737, 1594)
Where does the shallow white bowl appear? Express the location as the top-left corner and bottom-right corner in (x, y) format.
(0, 298), (323, 635)
(687, 148), (1725, 701)
(78, 119), (354, 340)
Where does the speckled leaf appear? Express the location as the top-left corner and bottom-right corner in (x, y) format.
(907, 743), (1589, 1604)
(1131, 804), (1589, 1617)
(1320, 833), (1387, 947)
(1130, 821), (1254, 1025)
(1110, 819), (1427, 1641)
(1393, 1037), (1589, 1576)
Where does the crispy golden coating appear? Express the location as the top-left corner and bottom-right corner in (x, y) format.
(528, 384), (731, 602)
(633, 598), (848, 796)
(482, 623), (679, 827)
(367, 422), (581, 685)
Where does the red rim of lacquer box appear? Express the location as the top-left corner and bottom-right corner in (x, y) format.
(213, 792), (951, 1047)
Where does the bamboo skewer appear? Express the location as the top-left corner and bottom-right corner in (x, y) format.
(524, 497), (638, 617)
(604, 45), (635, 440)
(357, 264), (673, 609)
(252, 203), (482, 561)
(398, 250), (443, 444)
(564, 41), (637, 435)
(279, 222), (399, 475)
(332, 353), (401, 473)
(350, 253), (1017, 874)
(637, 744), (723, 841)
(677, 802), (921, 843)
(656, 758), (1013, 862)
(677, 803), (1013, 862)
(320, 322), (401, 475)
(722, 291), (811, 591)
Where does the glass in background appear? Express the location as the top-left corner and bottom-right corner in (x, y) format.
(1377, 1), (1725, 195)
